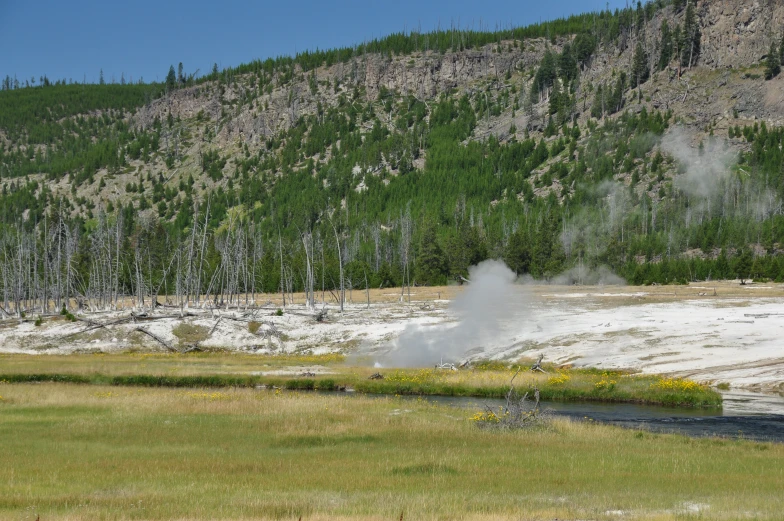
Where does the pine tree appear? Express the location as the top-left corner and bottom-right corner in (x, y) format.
(415, 222), (448, 285)
(631, 42), (650, 88)
(735, 248), (753, 284)
(672, 24), (682, 65)
(658, 20), (673, 70)
(558, 44), (578, 83)
(531, 50), (557, 99)
(635, 1), (645, 35)
(573, 33), (597, 68)
(549, 79), (563, 116)
(609, 73), (626, 114)
(166, 65), (177, 91)
(99, 69), (105, 85)
(503, 229), (531, 275)
(680, 2), (701, 69)
(765, 42), (781, 80)
(591, 83), (605, 119)
(672, 0), (686, 12)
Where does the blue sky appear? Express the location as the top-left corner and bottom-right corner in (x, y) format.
(0, 0), (630, 85)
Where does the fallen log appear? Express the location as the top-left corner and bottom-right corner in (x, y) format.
(61, 315), (136, 339)
(208, 316), (222, 336)
(74, 316), (109, 329)
(135, 327), (177, 352)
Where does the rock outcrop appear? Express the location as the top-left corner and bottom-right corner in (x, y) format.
(131, 0), (784, 149)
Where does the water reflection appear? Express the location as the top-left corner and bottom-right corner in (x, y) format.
(396, 391), (784, 442)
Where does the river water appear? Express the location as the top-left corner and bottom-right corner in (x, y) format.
(393, 390), (784, 442)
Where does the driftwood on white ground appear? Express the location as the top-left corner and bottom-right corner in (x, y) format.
(135, 327), (176, 352)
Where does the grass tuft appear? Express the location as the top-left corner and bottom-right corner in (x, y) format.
(248, 320), (262, 334)
(171, 322), (209, 344)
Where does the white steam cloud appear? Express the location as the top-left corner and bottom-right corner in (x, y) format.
(381, 260), (526, 367)
(661, 126), (737, 199)
(561, 179), (631, 261)
(548, 264), (625, 286)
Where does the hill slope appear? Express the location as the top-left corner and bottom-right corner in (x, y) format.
(1, 0), (784, 313)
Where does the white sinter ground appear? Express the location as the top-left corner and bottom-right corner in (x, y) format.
(491, 292), (784, 394)
(1, 283), (782, 394)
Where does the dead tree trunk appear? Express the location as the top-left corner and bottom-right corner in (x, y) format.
(330, 220), (344, 312)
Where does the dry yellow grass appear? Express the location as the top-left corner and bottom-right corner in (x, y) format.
(171, 322), (210, 345)
(0, 353), (722, 407)
(158, 280), (784, 306)
(0, 352), (345, 376)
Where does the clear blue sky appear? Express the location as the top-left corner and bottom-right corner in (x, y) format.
(0, 0), (630, 85)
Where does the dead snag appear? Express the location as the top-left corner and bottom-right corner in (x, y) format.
(479, 370), (550, 430)
(530, 354), (546, 373)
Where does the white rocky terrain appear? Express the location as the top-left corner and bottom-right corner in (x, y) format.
(1, 280), (783, 395)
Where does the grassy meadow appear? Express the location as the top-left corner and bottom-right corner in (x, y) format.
(0, 383), (781, 521)
(0, 353), (722, 407)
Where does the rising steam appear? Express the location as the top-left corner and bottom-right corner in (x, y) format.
(661, 126), (737, 199)
(548, 264), (625, 286)
(380, 260), (525, 367)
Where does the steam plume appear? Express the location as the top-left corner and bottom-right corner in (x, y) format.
(381, 260), (524, 367)
(661, 126), (737, 199)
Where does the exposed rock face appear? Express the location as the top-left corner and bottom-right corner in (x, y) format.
(698, 0), (784, 69)
(131, 0), (784, 148)
(132, 42), (550, 147)
(362, 46), (545, 100)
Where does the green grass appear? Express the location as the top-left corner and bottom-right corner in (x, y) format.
(0, 383), (779, 520)
(0, 353), (722, 407)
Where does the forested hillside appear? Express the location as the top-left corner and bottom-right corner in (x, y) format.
(1, 0), (784, 313)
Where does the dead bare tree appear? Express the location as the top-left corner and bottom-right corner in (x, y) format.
(301, 230), (316, 310)
(278, 229), (286, 308)
(329, 218), (345, 312)
(478, 369), (551, 430)
(399, 205), (413, 305)
(194, 197), (211, 308)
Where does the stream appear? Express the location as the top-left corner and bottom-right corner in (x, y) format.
(389, 390), (784, 442)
